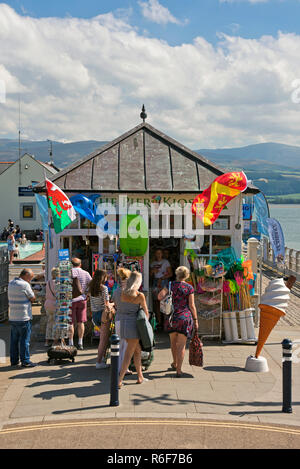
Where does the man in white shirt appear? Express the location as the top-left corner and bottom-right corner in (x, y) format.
(8, 268), (37, 367)
(150, 248), (172, 328)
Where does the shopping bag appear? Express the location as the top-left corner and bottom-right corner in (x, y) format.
(136, 307), (154, 352)
(189, 334), (203, 367)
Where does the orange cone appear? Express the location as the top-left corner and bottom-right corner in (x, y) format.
(255, 304), (285, 358)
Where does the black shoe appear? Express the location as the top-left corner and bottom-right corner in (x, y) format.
(77, 344), (83, 350)
(21, 362), (37, 368)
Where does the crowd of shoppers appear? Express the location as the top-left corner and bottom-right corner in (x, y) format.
(8, 257), (198, 383)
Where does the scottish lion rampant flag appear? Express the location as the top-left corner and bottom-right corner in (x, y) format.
(192, 171), (248, 226)
(45, 178), (76, 233)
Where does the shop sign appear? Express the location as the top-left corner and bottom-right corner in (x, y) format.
(18, 186), (35, 197)
(212, 218), (229, 230)
(58, 249), (70, 261)
(242, 204), (252, 220)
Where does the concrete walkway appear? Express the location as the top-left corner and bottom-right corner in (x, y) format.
(1, 317), (300, 448)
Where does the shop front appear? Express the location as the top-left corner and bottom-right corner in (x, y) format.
(39, 119), (258, 324)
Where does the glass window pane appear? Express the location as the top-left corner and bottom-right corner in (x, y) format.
(212, 235), (231, 254)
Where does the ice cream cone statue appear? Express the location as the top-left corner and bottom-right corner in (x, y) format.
(255, 277), (294, 358)
(245, 276), (295, 372)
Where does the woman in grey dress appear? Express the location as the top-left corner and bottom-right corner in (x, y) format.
(118, 271), (149, 388)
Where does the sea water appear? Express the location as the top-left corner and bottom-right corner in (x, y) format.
(269, 204), (300, 251)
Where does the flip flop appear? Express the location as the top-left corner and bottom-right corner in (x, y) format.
(136, 378), (149, 384)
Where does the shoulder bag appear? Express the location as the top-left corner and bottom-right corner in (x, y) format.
(136, 307), (154, 352)
(160, 281), (173, 316)
(72, 276), (83, 299)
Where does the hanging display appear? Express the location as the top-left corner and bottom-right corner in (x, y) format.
(54, 260), (73, 339)
(119, 214), (149, 256)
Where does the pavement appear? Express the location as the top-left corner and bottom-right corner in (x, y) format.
(1, 310), (300, 449)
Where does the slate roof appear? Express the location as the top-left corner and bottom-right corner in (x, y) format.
(0, 162), (14, 175)
(35, 122), (259, 194)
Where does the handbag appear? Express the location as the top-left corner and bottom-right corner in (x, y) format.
(72, 276), (83, 299)
(189, 333), (203, 367)
(136, 307), (154, 352)
(160, 281), (173, 316)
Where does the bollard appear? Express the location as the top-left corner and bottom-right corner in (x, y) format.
(110, 333), (120, 407)
(282, 338), (293, 413)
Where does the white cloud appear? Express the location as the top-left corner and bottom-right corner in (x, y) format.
(138, 0), (185, 25)
(1, 4), (300, 149)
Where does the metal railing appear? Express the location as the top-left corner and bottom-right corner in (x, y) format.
(262, 239), (300, 282)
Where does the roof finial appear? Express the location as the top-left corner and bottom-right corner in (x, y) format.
(140, 104), (147, 123)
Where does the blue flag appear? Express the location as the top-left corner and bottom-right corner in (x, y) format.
(267, 217), (285, 262)
(35, 194), (49, 232)
(254, 192), (270, 237)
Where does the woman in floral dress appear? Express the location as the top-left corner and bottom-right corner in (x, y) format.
(158, 266), (198, 377)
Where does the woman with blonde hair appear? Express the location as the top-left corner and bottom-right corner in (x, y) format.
(112, 267), (132, 374)
(44, 267), (59, 347)
(158, 266), (198, 377)
(89, 269), (115, 369)
(118, 271), (149, 388)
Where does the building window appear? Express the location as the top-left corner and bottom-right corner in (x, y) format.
(23, 205), (33, 218)
(20, 203), (36, 220)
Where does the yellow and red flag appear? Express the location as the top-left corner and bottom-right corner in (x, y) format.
(192, 171), (248, 226)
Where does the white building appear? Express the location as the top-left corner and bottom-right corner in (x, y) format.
(0, 153), (58, 235)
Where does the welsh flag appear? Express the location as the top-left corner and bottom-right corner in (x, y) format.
(192, 171), (248, 226)
(45, 178), (76, 233)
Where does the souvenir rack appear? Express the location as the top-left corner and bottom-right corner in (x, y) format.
(55, 260), (73, 340)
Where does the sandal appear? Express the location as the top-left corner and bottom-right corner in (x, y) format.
(136, 378), (149, 384)
(170, 363), (177, 370)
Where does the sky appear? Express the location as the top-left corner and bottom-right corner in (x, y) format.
(1, 0), (300, 148)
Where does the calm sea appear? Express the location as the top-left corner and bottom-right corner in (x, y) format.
(269, 204), (300, 251)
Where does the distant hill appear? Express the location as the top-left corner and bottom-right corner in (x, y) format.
(197, 142), (300, 171)
(0, 139), (108, 169)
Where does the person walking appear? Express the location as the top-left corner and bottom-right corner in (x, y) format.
(8, 268), (37, 367)
(7, 229), (16, 264)
(118, 271), (149, 388)
(70, 258), (92, 350)
(158, 266), (198, 377)
(88, 269), (114, 369)
(112, 267), (132, 375)
(44, 267), (59, 347)
(150, 248), (172, 329)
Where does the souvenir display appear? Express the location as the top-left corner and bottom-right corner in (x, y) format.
(54, 260), (73, 339)
(215, 248), (257, 344)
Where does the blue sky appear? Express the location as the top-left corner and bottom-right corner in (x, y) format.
(5, 0), (300, 45)
(1, 1), (300, 148)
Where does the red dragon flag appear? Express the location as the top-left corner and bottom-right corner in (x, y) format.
(192, 172), (248, 226)
(45, 178), (76, 234)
